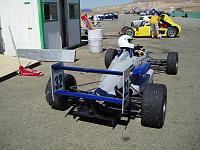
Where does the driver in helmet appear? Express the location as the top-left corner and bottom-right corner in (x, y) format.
(118, 35), (144, 57)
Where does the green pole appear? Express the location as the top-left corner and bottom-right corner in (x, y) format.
(38, 0), (45, 48)
(79, 0), (81, 44)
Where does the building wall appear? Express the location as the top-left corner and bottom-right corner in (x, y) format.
(43, 0), (62, 49)
(67, 0), (81, 47)
(0, 0), (81, 55)
(41, 0), (81, 49)
(0, 0), (41, 56)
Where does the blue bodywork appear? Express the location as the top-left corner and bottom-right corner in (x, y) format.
(51, 62), (151, 105)
(52, 63), (124, 105)
(132, 63), (150, 77)
(52, 64), (123, 76)
(55, 90), (123, 104)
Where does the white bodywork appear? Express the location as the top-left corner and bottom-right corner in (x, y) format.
(131, 16), (152, 28)
(98, 51), (154, 96)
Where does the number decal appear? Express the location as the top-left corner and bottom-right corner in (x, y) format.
(55, 76), (59, 90)
(51, 62), (64, 101)
(54, 73), (63, 90)
(59, 74), (63, 89)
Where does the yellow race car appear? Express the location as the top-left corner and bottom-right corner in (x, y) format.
(122, 14), (182, 38)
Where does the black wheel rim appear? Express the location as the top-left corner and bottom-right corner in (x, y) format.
(168, 28), (177, 37)
(126, 29), (133, 36)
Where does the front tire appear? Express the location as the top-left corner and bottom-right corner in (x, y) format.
(45, 74), (77, 111)
(105, 49), (118, 68)
(166, 52), (178, 75)
(141, 84), (167, 128)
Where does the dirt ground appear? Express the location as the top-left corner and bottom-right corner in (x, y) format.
(0, 14), (200, 150)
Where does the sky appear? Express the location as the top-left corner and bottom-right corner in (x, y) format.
(80, 0), (132, 9)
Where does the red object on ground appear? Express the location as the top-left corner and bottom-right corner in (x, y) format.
(18, 65), (44, 76)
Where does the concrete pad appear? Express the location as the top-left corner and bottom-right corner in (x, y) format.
(0, 54), (39, 81)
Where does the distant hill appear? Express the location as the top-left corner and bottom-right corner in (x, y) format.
(92, 0), (200, 14)
(133, 0), (200, 2)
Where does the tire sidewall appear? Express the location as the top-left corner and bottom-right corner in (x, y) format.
(105, 49), (118, 68)
(122, 26), (129, 34)
(141, 84), (167, 128)
(45, 74), (77, 111)
(131, 22), (134, 27)
(166, 52), (178, 75)
(167, 27), (178, 38)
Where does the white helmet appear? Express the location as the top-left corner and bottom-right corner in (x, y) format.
(118, 35), (134, 49)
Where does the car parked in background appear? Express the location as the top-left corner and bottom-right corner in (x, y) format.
(97, 14), (104, 20)
(124, 10), (130, 14)
(139, 9), (170, 16)
(140, 11), (147, 16)
(102, 13), (118, 20)
(90, 13), (118, 21)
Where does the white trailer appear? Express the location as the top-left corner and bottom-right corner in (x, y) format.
(0, 0), (81, 56)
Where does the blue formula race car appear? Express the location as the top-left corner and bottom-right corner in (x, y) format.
(45, 35), (178, 129)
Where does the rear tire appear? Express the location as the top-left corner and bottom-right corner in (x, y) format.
(105, 48), (118, 69)
(166, 52), (178, 75)
(167, 27), (178, 38)
(45, 74), (77, 111)
(141, 83), (167, 128)
(121, 26), (129, 34)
